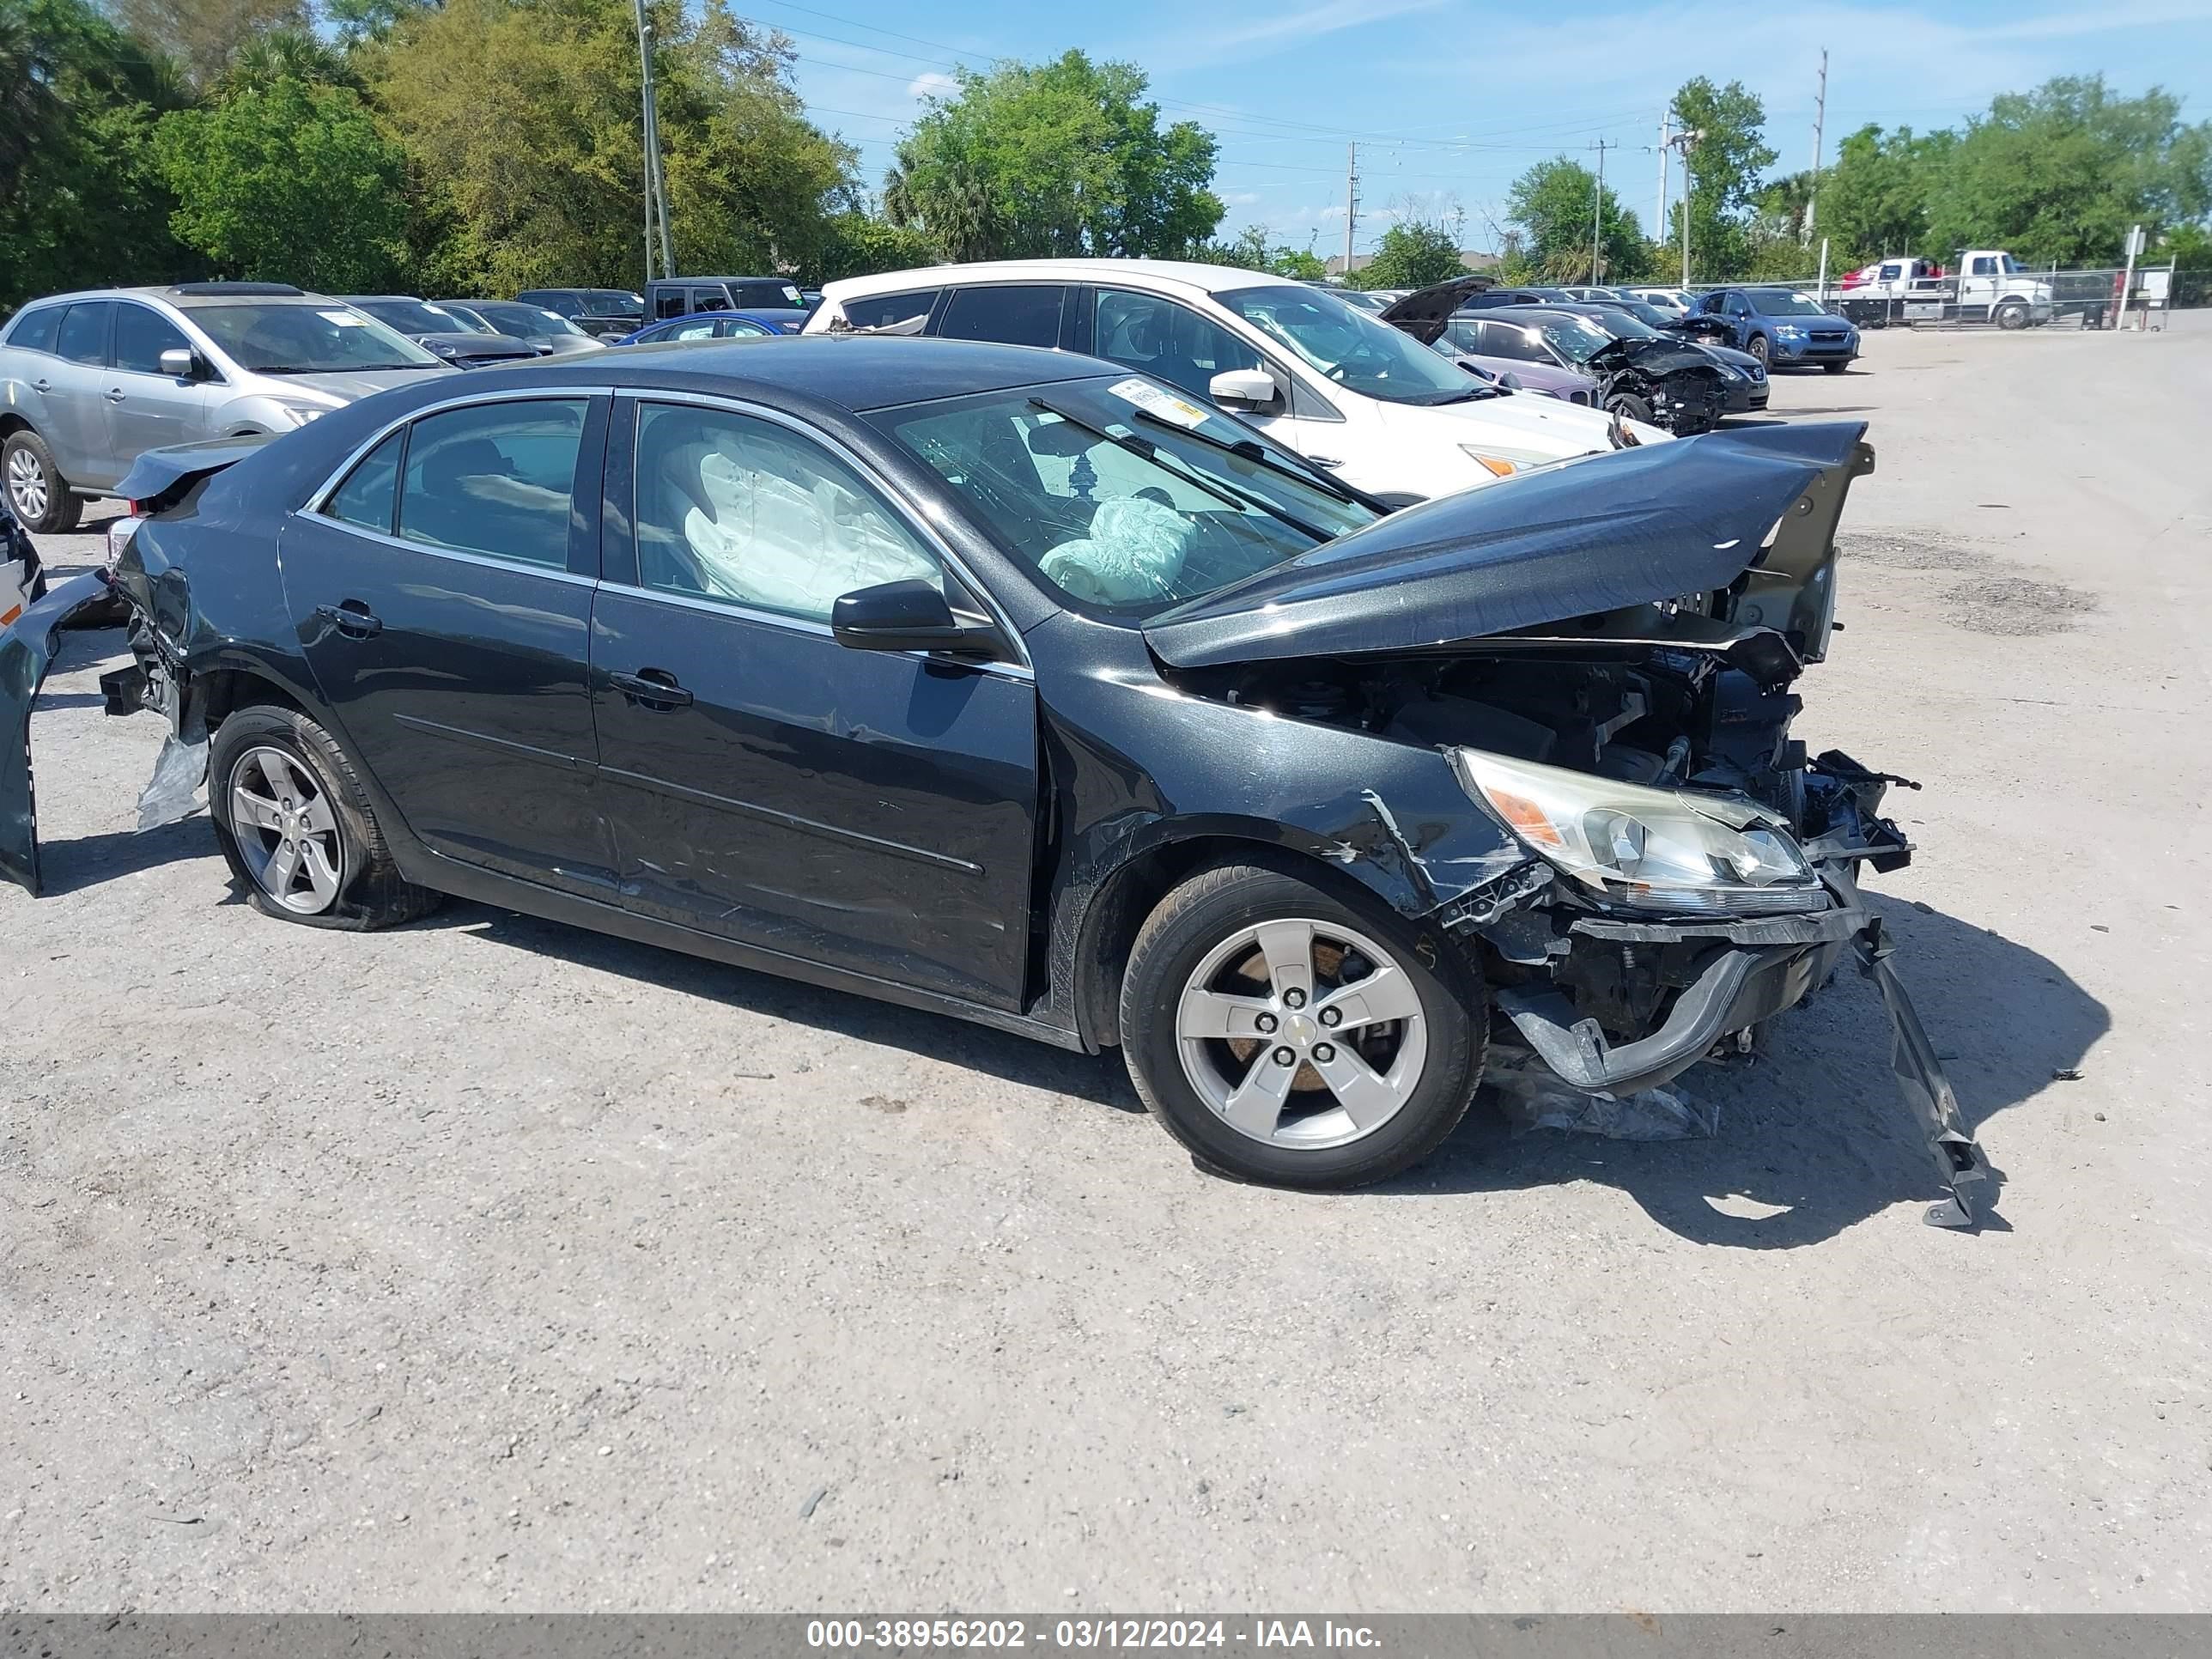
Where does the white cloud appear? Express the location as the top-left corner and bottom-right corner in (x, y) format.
(907, 70), (959, 102)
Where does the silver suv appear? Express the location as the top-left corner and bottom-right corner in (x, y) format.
(0, 282), (457, 532)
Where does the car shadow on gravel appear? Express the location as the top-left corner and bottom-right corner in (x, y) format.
(1387, 893), (2108, 1246)
(33, 814), (210, 896)
(443, 902), (1146, 1109)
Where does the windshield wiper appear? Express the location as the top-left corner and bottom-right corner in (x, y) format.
(1119, 404), (1390, 513)
(1029, 399), (1336, 544)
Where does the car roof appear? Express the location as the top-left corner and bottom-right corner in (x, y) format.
(417, 335), (1111, 412)
(20, 284), (337, 310)
(651, 274), (788, 285)
(821, 258), (1305, 302)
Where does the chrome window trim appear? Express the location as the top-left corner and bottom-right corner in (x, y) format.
(619, 386), (1034, 673)
(291, 518), (598, 587)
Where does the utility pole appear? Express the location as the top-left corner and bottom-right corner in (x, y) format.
(1589, 137), (1608, 283)
(634, 0), (674, 280)
(1803, 46), (1828, 244)
(1666, 126), (1701, 289)
(1344, 143), (1359, 278)
(1655, 112), (1671, 251)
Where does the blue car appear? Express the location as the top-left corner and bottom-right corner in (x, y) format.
(615, 311), (800, 346)
(1691, 287), (1859, 372)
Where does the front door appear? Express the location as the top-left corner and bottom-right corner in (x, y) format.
(591, 396), (1039, 1010)
(104, 303), (215, 483)
(284, 393), (617, 891)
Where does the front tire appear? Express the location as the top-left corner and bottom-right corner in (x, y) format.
(1606, 392), (1656, 427)
(3, 430), (82, 534)
(1823, 360), (1848, 374)
(1746, 333), (1771, 368)
(1996, 301), (2028, 331)
(209, 703), (441, 930)
(1119, 859), (1486, 1190)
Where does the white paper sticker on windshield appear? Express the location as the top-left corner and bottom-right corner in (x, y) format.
(1105, 377), (1212, 429)
(321, 309), (368, 326)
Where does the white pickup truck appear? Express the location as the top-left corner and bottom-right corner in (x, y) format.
(1836, 251), (2056, 329)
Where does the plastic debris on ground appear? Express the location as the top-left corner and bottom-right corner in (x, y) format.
(1486, 1042), (1721, 1140)
(136, 732), (207, 831)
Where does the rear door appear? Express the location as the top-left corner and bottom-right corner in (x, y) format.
(935, 284), (1073, 349)
(104, 302), (216, 477)
(283, 392), (617, 891)
(44, 301), (117, 483)
(589, 393), (1040, 1009)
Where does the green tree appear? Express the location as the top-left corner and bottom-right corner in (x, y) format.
(322, 0), (434, 45)
(1668, 76), (1778, 280)
(808, 210), (942, 284)
(1925, 76), (2212, 266)
(154, 74), (408, 289)
(1198, 224), (1327, 278)
(888, 50), (1221, 259)
(1505, 156), (1646, 281)
(0, 0), (195, 311)
(372, 0), (854, 291)
(1810, 124), (1954, 265)
(109, 0), (307, 90)
(1347, 220), (1467, 289)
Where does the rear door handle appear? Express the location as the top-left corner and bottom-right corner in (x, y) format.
(30, 378), (48, 392)
(314, 600), (383, 640)
(104, 387), (126, 403)
(610, 668), (693, 709)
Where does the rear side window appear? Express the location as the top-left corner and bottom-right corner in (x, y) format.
(839, 289), (939, 332)
(325, 429), (404, 533)
(396, 398), (588, 569)
(56, 301), (112, 365)
(112, 305), (192, 375)
(654, 287), (685, 319)
(5, 306), (63, 354)
(732, 281), (804, 309)
(690, 286), (732, 312)
(939, 285), (1066, 349)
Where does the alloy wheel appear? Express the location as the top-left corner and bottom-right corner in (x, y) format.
(1175, 917), (1429, 1150)
(5, 446), (47, 522)
(228, 745), (343, 914)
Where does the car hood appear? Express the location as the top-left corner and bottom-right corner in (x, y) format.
(1376, 276), (1496, 343)
(1588, 336), (1725, 378)
(536, 335), (610, 356)
(1380, 386), (1643, 453)
(1144, 422), (1871, 670)
(260, 365), (457, 403)
(1449, 354), (1600, 398)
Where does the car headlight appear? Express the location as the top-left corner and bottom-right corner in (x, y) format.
(1774, 324), (1806, 338)
(272, 403), (325, 428)
(1458, 444), (1565, 479)
(1453, 749), (1827, 915)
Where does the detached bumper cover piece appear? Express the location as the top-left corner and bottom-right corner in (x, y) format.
(0, 570), (114, 896)
(1493, 884), (1993, 1230)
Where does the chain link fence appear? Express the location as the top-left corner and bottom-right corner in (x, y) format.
(1669, 262), (2197, 328)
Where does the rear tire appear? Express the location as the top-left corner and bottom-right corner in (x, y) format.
(208, 703), (442, 931)
(1118, 858), (1486, 1191)
(3, 430), (82, 534)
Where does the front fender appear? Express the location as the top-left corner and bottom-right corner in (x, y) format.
(0, 570), (117, 895)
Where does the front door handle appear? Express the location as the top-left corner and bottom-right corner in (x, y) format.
(610, 668), (693, 709)
(314, 600), (383, 640)
(30, 378), (49, 392)
(104, 386), (126, 403)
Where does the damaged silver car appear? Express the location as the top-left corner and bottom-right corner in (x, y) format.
(0, 340), (1990, 1222)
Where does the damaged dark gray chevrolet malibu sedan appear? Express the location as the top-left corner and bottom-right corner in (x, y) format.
(0, 337), (1992, 1222)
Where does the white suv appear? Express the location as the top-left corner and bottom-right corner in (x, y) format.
(805, 260), (1668, 503)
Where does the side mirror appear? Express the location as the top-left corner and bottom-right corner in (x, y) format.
(1208, 367), (1280, 413)
(1498, 371), (1523, 391)
(831, 579), (1003, 659)
(158, 347), (202, 380)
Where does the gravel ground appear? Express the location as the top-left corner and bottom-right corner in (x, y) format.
(3, 319), (2209, 1613)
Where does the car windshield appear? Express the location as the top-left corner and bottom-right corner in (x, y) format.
(1750, 290), (1829, 316)
(1613, 301), (1675, 328)
(356, 298), (478, 336)
(1514, 312), (1618, 363)
(1214, 283), (1474, 404)
(873, 377), (1376, 620)
(472, 302), (586, 337)
(189, 304), (441, 372)
(1581, 309), (1664, 340)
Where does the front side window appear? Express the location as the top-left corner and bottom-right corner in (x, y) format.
(396, 398), (587, 568)
(873, 379), (1375, 619)
(4, 306), (62, 354)
(189, 304), (439, 372)
(632, 402), (939, 623)
(655, 288), (686, 319)
(325, 429), (404, 533)
(1473, 321), (1547, 362)
(839, 289), (939, 331)
(1093, 289), (1261, 401)
(1213, 283), (1472, 405)
(56, 301), (112, 366)
(112, 305), (192, 374)
(939, 285), (1067, 349)
(690, 287), (732, 313)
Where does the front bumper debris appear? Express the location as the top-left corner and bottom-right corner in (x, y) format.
(1, 569), (115, 896)
(1483, 869), (1993, 1230)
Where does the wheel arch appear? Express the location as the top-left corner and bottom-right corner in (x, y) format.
(1066, 823), (1449, 1052)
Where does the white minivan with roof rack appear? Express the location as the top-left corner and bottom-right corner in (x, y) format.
(0, 281), (454, 532)
(805, 260), (1668, 504)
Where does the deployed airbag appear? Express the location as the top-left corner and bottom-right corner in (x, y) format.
(683, 443), (937, 616)
(1040, 496), (1194, 605)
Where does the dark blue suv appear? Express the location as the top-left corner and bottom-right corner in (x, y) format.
(1693, 287), (1860, 372)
